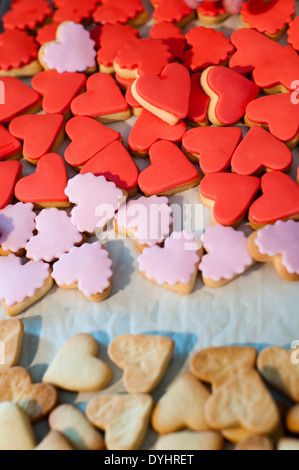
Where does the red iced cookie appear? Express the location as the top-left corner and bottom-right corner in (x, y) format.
(153, 0), (195, 27)
(182, 127), (242, 174)
(200, 173), (261, 227)
(93, 0), (147, 26)
(36, 23), (59, 46)
(3, 0), (52, 31)
(128, 109), (187, 157)
(53, 0), (97, 24)
(31, 71), (87, 116)
(115, 74), (135, 91)
(241, 0), (295, 40)
(80, 140), (139, 196)
(231, 126), (293, 176)
(90, 25), (102, 50)
(201, 66), (260, 126)
(53, 0), (98, 7)
(187, 73), (210, 126)
(70, 73), (130, 123)
(138, 140), (200, 196)
(125, 84), (142, 115)
(0, 77), (41, 123)
(149, 22), (186, 62)
(0, 29), (39, 72)
(0, 161), (22, 209)
(183, 27), (235, 73)
(9, 114), (65, 164)
(245, 93), (299, 149)
(197, 1), (229, 25)
(288, 17), (299, 51)
(249, 172), (299, 229)
(14, 153), (70, 209)
(97, 24), (139, 72)
(64, 116), (121, 168)
(0, 124), (22, 161)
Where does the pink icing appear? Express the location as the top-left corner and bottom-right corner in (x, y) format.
(137, 231), (200, 285)
(199, 225), (253, 281)
(65, 174), (124, 234)
(0, 254), (50, 306)
(52, 242), (113, 296)
(115, 195), (173, 247)
(25, 208), (83, 263)
(255, 220), (299, 275)
(42, 22), (96, 73)
(0, 203), (36, 253)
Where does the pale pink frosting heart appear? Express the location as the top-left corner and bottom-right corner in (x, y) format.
(199, 225), (253, 281)
(0, 203), (36, 253)
(255, 220), (299, 275)
(0, 254), (50, 306)
(137, 231), (200, 285)
(52, 242), (113, 296)
(25, 208), (83, 263)
(115, 196), (173, 247)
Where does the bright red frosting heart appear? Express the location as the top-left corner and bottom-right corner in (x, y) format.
(0, 77), (41, 123)
(14, 153), (69, 204)
(249, 171), (299, 227)
(200, 172), (261, 226)
(138, 140), (200, 196)
(0, 160), (22, 209)
(0, 124), (22, 161)
(231, 126), (293, 176)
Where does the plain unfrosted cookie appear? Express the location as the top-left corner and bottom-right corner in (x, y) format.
(86, 394), (153, 450)
(49, 404), (105, 450)
(0, 402), (36, 450)
(154, 430), (223, 451)
(35, 431), (74, 451)
(108, 334), (174, 393)
(42, 333), (112, 393)
(235, 434), (274, 451)
(0, 319), (24, 370)
(151, 371), (211, 434)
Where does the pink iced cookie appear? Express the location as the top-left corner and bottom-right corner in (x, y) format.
(199, 225), (254, 287)
(25, 208), (83, 263)
(137, 231), (202, 294)
(114, 196), (173, 252)
(0, 254), (52, 316)
(65, 174), (125, 235)
(0, 202), (36, 256)
(248, 220), (299, 281)
(52, 242), (113, 301)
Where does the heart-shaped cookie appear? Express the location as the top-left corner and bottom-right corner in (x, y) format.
(235, 434), (274, 451)
(0, 160), (22, 209)
(201, 66), (260, 126)
(80, 140), (139, 196)
(0, 77), (41, 123)
(149, 22), (186, 62)
(71, 73), (130, 124)
(182, 126), (242, 173)
(288, 17), (299, 51)
(43, 333), (112, 392)
(231, 126), (293, 176)
(196, 1), (229, 25)
(15, 153), (70, 209)
(0, 402), (36, 450)
(0, 319), (24, 370)
(131, 63), (191, 125)
(108, 334), (174, 393)
(53, 0), (97, 24)
(86, 394), (153, 450)
(125, 83), (142, 116)
(9, 114), (65, 165)
(3, 0), (52, 32)
(153, 0), (195, 28)
(35, 431), (74, 451)
(0, 202), (36, 256)
(138, 140), (200, 196)
(0, 29), (41, 77)
(152, 372), (211, 434)
(248, 171), (299, 229)
(93, 0), (148, 28)
(0, 367), (58, 423)
(154, 431), (223, 451)
(200, 172), (260, 227)
(0, 124), (22, 161)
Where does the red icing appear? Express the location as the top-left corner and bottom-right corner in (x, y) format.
(3, 0), (52, 31)
(149, 22), (186, 62)
(80, 140), (139, 192)
(93, 0), (145, 25)
(135, 63), (191, 120)
(128, 109), (186, 153)
(70, 73), (129, 118)
(15, 153), (69, 204)
(0, 77), (41, 123)
(53, 0), (97, 23)
(65, 116), (121, 167)
(138, 140), (199, 195)
(0, 29), (39, 71)
(125, 84), (142, 109)
(97, 24), (139, 68)
(231, 126), (293, 176)
(206, 66), (260, 125)
(245, 93), (299, 143)
(153, 0), (193, 23)
(31, 71), (87, 115)
(115, 38), (171, 77)
(183, 127), (242, 174)
(90, 25), (102, 50)
(36, 23), (59, 46)
(200, 173), (261, 226)
(0, 161), (22, 209)
(288, 17), (299, 51)
(241, 0), (295, 36)
(9, 114), (65, 162)
(115, 74), (135, 89)
(0, 124), (22, 161)
(249, 172), (299, 225)
(183, 27), (235, 73)
(53, 0), (99, 7)
(187, 73), (210, 124)
(197, 1), (227, 17)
